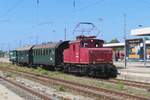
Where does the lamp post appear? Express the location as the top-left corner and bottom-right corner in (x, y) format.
(98, 18), (103, 39)
(124, 14), (127, 68)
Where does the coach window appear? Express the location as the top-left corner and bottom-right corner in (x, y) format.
(47, 49), (49, 55)
(38, 50), (40, 55)
(43, 50), (45, 55)
(43, 49), (44, 55)
(36, 50), (38, 55)
(45, 50), (47, 55)
(40, 50), (42, 55)
(33, 51), (35, 56)
(36, 50), (37, 55)
(37, 50), (39, 55)
(39, 50), (41, 55)
(44, 50), (45, 55)
(49, 50), (51, 55)
(46, 49), (48, 55)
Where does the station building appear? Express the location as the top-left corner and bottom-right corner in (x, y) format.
(104, 27), (150, 61)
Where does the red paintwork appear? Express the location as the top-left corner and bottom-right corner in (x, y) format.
(63, 35), (113, 64)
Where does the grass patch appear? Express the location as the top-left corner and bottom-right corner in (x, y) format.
(117, 81), (124, 91)
(58, 86), (66, 92)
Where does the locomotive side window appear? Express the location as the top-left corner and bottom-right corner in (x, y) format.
(83, 43), (88, 47)
(95, 44), (99, 47)
(81, 42), (88, 47)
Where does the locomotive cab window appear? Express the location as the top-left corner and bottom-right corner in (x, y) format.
(81, 42), (88, 48)
(83, 43), (88, 47)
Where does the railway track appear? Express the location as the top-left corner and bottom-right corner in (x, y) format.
(0, 67), (149, 100)
(0, 76), (52, 100)
(108, 79), (150, 90)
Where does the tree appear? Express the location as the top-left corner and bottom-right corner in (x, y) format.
(109, 38), (120, 43)
(103, 40), (107, 44)
(144, 37), (150, 40)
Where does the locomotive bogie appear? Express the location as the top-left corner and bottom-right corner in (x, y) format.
(63, 63), (117, 78)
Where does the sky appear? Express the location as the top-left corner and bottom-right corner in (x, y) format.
(0, 0), (150, 50)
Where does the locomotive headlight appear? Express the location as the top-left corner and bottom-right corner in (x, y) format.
(93, 61), (95, 64)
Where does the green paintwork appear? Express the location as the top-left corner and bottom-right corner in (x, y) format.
(32, 48), (56, 65)
(17, 51), (29, 64)
(9, 50), (17, 62)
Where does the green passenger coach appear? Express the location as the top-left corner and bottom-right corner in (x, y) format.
(32, 41), (69, 68)
(9, 50), (17, 64)
(16, 45), (34, 65)
(32, 43), (56, 66)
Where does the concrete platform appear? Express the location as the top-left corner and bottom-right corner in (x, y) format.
(0, 83), (23, 100)
(114, 62), (150, 83)
(0, 58), (10, 63)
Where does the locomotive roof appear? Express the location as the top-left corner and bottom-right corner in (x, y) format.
(32, 41), (69, 49)
(70, 38), (104, 43)
(16, 45), (34, 51)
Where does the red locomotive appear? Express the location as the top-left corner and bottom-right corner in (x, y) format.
(63, 35), (118, 78)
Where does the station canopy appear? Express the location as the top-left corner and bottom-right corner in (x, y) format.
(131, 27), (150, 36)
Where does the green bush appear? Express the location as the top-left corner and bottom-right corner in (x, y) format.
(58, 86), (65, 92)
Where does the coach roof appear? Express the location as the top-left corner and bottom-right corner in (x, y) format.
(33, 42), (58, 49)
(16, 45), (34, 51)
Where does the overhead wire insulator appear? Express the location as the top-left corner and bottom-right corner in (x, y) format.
(73, 0), (76, 8)
(37, 0), (40, 5)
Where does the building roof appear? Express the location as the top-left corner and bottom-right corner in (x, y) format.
(131, 27), (150, 36)
(103, 40), (150, 48)
(103, 43), (124, 47)
(16, 45), (34, 51)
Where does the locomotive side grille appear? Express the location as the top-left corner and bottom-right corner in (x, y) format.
(89, 49), (112, 64)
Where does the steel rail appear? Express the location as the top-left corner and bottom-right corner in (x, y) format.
(107, 79), (150, 89)
(0, 76), (52, 100)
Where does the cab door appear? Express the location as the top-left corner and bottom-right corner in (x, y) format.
(71, 43), (80, 63)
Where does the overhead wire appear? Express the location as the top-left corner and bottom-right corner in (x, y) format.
(139, 0), (150, 8)
(74, 0), (105, 12)
(0, 0), (24, 18)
